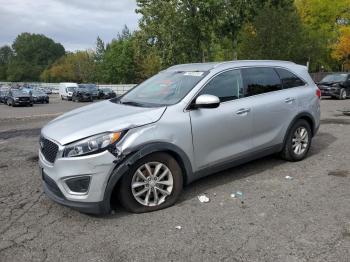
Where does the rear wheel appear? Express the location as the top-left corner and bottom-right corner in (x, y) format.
(118, 153), (183, 213)
(280, 119), (312, 162)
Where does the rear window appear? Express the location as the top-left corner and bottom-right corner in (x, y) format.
(242, 67), (282, 97)
(275, 68), (305, 89)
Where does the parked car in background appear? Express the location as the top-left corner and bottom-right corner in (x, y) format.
(31, 90), (49, 104)
(6, 89), (33, 107)
(318, 73), (350, 99)
(79, 84), (99, 99)
(0, 90), (8, 103)
(72, 87), (93, 102)
(99, 88), (117, 99)
(59, 83), (78, 100)
(39, 60), (320, 215)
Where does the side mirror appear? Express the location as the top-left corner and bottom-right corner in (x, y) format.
(195, 94), (220, 109)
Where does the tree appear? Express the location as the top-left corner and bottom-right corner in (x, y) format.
(332, 26), (350, 70)
(41, 51), (96, 83)
(7, 33), (65, 81)
(95, 36), (105, 63)
(99, 35), (136, 84)
(295, 0), (350, 71)
(237, 2), (311, 64)
(0, 45), (13, 80)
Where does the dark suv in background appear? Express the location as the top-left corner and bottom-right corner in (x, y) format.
(78, 84), (99, 100)
(6, 89), (33, 107)
(31, 90), (50, 104)
(99, 88), (117, 99)
(318, 73), (350, 99)
(72, 87), (93, 102)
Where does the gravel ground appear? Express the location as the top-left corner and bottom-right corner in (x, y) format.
(0, 96), (349, 262)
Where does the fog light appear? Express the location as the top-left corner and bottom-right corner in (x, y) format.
(64, 176), (91, 194)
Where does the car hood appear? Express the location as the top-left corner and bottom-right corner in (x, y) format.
(319, 81), (342, 86)
(42, 100), (166, 145)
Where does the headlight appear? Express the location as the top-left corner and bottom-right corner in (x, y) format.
(15, 97), (19, 100)
(331, 83), (339, 87)
(63, 132), (122, 157)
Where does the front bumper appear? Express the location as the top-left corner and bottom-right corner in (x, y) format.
(42, 174), (107, 214)
(39, 147), (117, 212)
(320, 87), (340, 97)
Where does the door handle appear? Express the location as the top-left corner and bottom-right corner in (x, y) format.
(236, 108), (251, 115)
(284, 97), (295, 103)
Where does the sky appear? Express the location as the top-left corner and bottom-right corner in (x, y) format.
(0, 0), (140, 51)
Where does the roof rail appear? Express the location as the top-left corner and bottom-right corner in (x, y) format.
(213, 60), (295, 68)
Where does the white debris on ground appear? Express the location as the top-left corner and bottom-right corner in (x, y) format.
(175, 226), (182, 230)
(197, 194), (210, 203)
(285, 175), (293, 180)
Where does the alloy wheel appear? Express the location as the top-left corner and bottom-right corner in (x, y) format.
(131, 162), (174, 207)
(292, 127), (309, 155)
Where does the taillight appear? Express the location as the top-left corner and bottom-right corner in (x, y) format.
(316, 88), (321, 99)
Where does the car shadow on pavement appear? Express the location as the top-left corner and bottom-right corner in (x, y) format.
(95, 132), (337, 218)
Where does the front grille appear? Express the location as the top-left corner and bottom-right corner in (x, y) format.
(19, 97), (29, 101)
(42, 172), (64, 198)
(40, 136), (59, 163)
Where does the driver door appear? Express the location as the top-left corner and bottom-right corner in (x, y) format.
(189, 69), (254, 171)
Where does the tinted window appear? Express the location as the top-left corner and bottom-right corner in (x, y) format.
(242, 68), (282, 96)
(275, 68), (305, 89)
(199, 70), (243, 102)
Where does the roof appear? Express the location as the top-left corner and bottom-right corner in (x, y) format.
(166, 60), (297, 72)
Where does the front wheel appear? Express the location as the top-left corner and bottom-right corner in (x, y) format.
(280, 119), (312, 162)
(118, 153), (183, 213)
(339, 88), (347, 100)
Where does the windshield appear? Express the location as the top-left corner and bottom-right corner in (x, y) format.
(12, 90), (27, 96)
(321, 74), (347, 83)
(32, 90), (45, 95)
(118, 71), (208, 107)
(102, 88), (112, 92)
(67, 87), (76, 92)
(80, 84), (97, 91)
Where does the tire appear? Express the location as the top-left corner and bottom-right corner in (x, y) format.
(280, 119), (312, 162)
(118, 153), (183, 213)
(61, 95), (64, 100)
(339, 88), (347, 100)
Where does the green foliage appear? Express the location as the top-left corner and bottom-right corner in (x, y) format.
(40, 51), (96, 83)
(1, 1), (348, 83)
(0, 45), (13, 80)
(7, 33), (65, 81)
(237, 3), (310, 63)
(99, 31), (136, 84)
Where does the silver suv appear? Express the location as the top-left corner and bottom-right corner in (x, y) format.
(39, 60), (320, 214)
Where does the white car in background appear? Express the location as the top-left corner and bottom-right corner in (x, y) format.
(59, 82), (78, 100)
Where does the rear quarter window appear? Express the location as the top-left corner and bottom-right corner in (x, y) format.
(275, 68), (305, 89)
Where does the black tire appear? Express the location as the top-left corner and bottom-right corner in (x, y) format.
(340, 88), (347, 100)
(61, 95), (64, 100)
(280, 119), (312, 162)
(118, 153), (183, 213)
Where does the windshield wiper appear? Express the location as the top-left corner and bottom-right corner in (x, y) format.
(119, 100), (145, 107)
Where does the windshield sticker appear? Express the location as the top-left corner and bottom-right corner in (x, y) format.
(184, 72), (204, 77)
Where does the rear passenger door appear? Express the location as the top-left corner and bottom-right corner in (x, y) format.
(241, 67), (298, 150)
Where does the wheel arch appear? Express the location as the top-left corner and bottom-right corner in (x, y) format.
(103, 142), (193, 213)
(283, 112), (316, 147)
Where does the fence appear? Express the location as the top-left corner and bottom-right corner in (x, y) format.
(0, 82), (136, 95)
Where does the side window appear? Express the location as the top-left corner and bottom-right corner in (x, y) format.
(199, 70), (243, 102)
(242, 67), (282, 97)
(275, 68), (305, 89)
